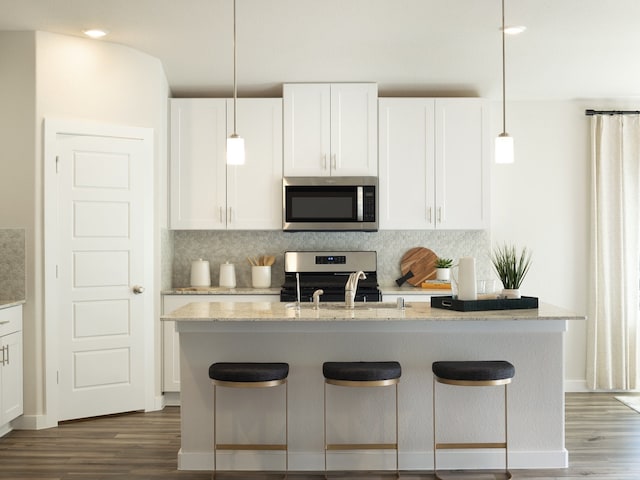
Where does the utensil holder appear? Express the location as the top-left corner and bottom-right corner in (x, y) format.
(251, 266), (271, 288)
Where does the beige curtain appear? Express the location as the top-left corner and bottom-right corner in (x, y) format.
(587, 114), (640, 390)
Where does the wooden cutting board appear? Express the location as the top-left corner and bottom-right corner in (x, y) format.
(397, 247), (438, 286)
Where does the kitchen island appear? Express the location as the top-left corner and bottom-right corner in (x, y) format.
(162, 301), (584, 473)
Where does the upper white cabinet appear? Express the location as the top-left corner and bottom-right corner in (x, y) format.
(283, 83), (378, 177)
(378, 98), (489, 230)
(170, 98), (283, 230)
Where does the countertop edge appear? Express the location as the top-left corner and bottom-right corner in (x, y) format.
(0, 299), (26, 310)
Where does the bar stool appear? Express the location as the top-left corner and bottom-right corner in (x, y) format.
(322, 361), (402, 477)
(432, 360), (515, 480)
(209, 362), (289, 478)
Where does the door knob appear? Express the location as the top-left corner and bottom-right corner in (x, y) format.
(132, 285), (145, 295)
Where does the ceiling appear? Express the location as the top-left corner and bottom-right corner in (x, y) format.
(1, 0), (640, 100)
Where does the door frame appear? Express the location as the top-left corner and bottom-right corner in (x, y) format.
(43, 118), (155, 425)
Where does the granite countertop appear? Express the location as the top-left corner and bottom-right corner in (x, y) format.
(162, 287), (281, 295)
(162, 300), (583, 323)
(163, 286), (450, 296)
(0, 299), (26, 310)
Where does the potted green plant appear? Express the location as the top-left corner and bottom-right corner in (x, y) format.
(491, 244), (532, 299)
(435, 257), (454, 281)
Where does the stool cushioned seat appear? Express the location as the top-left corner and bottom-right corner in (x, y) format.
(209, 362), (289, 383)
(323, 361), (401, 382)
(432, 360), (515, 382)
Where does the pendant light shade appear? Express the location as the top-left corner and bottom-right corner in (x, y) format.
(227, 0), (245, 165)
(495, 0), (514, 164)
(495, 133), (514, 164)
(227, 134), (245, 165)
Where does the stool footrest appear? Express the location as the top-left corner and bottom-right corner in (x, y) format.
(436, 442), (507, 450)
(216, 443), (287, 451)
(326, 442), (397, 451)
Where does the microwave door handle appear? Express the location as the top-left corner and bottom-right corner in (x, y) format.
(356, 186), (364, 221)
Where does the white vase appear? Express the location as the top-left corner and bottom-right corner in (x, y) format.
(436, 268), (451, 281)
(502, 288), (521, 299)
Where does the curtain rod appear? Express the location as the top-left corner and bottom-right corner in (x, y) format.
(585, 109), (640, 116)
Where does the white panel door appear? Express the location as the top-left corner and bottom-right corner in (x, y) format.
(55, 133), (147, 421)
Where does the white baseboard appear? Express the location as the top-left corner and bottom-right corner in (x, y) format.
(11, 414), (57, 431)
(564, 379), (589, 392)
(177, 449), (568, 472)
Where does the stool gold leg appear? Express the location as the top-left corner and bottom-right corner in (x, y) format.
(212, 384), (217, 480)
(323, 381), (328, 479)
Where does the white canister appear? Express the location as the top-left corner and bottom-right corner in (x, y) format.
(251, 265), (271, 288)
(457, 257), (477, 301)
(219, 262), (236, 288)
(190, 259), (211, 287)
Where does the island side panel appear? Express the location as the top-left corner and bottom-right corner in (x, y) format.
(177, 321), (567, 471)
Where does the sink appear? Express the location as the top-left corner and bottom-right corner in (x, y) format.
(285, 302), (410, 311)
(295, 302), (410, 311)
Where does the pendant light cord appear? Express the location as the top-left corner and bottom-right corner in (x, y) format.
(501, 0), (507, 134)
(232, 0), (238, 136)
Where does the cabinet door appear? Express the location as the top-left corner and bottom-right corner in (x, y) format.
(283, 84), (331, 176)
(330, 83), (378, 176)
(226, 99), (283, 230)
(0, 331), (23, 424)
(170, 99), (227, 229)
(435, 99), (489, 230)
(379, 98), (436, 229)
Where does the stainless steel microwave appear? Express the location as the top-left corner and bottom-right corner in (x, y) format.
(283, 176), (378, 231)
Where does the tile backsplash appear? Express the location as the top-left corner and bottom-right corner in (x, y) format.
(0, 228), (25, 300)
(172, 230), (493, 289)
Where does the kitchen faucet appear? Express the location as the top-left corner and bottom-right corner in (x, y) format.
(345, 271), (366, 308)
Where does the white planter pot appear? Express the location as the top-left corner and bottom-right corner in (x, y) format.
(502, 288), (521, 299)
(436, 268), (451, 281)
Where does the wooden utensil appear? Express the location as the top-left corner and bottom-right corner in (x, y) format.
(396, 247), (438, 286)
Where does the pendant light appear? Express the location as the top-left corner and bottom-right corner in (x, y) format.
(227, 0), (245, 165)
(495, 0), (514, 164)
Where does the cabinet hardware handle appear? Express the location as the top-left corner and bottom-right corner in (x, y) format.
(4, 344), (8, 365)
(322, 155), (327, 169)
(228, 207), (232, 223)
(0, 345), (5, 366)
(427, 207), (432, 224)
(437, 207), (442, 223)
(0, 320), (9, 325)
(331, 154), (337, 169)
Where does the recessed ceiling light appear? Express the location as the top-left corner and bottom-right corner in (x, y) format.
(82, 29), (109, 39)
(502, 25), (526, 35)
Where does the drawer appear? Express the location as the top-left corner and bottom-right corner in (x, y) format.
(0, 305), (22, 337)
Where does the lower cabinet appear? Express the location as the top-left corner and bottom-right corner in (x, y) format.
(0, 305), (23, 434)
(162, 294), (280, 394)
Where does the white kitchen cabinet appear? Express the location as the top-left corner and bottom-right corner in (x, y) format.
(162, 294), (280, 395)
(379, 98), (489, 230)
(0, 305), (23, 434)
(170, 98), (283, 230)
(283, 83), (378, 177)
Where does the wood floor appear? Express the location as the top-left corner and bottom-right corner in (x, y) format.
(0, 393), (638, 479)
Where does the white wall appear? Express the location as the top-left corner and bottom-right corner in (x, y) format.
(490, 99), (636, 390)
(0, 31), (169, 426)
(0, 31), (39, 414)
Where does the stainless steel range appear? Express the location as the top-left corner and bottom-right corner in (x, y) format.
(280, 251), (382, 303)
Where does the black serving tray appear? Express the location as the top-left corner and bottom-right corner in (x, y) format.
(431, 295), (539, 312)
